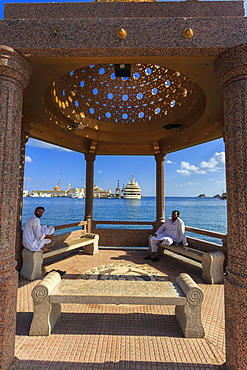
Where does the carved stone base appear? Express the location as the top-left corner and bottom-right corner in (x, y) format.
(20, 248), (43, 280)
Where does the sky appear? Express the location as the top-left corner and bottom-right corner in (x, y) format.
(23, 137), (226, 197)
(1, 0), (244, 197)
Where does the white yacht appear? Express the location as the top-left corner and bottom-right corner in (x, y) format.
(123, 176), (141, 199)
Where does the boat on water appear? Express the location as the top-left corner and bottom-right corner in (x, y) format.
(29, 191), (39, 197)
(123, 176), (141, 199)
(69, 191), (84, 198)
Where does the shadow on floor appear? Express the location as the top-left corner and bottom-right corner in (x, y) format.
(17, 311), (183, 338)
(10, 357), (226, 370)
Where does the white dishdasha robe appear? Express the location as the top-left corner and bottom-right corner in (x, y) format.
(22, 214), (55, 252)
(150, 217), (187, 253)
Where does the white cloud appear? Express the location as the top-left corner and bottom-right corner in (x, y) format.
(181, 161), (199, 171)
(166, 159), (174, 164)
(25, 155), (33, 163)
(177, 181), (199, 187)
(186, 181), (198, 186)
(177, 152), (225, 177)
(195, 169), (207, 175)
(200, 152), (225, 171)
(177, 161), (200, 176)
(24, 176), (32, 182)
(27, 138), (71, 152)
(177, 169), (191, 176)
(97, 170), (102, 173)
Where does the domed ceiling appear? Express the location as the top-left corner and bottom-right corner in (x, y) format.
(51, 63), (197, 125)
(44, 62), (206, 146)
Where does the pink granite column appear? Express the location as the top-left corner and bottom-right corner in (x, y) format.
(15, 130), (29, 271)
(214, 44), (247, 370)
(0, 46), (32, 370)
(84, 153), (96, 232)
(154, 153), (166, 227)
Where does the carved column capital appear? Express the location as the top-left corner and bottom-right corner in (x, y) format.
(84, 153), (96, 163)
(214, 44), (247, 88)
(0, 46), (32, 88)
(154, 153), (166, 163)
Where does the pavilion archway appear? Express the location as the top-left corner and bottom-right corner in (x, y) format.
(0, 1), (246, 369)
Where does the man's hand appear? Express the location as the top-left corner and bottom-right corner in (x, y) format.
(41, 245), (51, 252)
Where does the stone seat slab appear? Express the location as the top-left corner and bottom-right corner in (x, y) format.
(43, 237), (96, 260)
(21, 234), (99, 281)
(161, 244), (203, 262)
(50, 280), (187, 306)
(157, 242), (225, 284)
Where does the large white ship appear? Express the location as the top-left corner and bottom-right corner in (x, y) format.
(123, 176), (141, 199)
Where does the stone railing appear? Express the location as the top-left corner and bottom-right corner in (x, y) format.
(51, 221), (88, 245)
(50, 220), (227, 258)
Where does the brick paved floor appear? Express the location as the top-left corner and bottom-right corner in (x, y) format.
(10, 248), (226, 370)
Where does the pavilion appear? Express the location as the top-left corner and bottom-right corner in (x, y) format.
(0, 1), (246, 369)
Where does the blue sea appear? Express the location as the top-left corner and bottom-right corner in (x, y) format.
(22, 196), (227, 245)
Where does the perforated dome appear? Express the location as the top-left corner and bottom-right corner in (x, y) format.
(51, 63), (196, 126)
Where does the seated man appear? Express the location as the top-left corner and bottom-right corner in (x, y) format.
(145, 210), (187, 262)
(22, 206), (55, 252)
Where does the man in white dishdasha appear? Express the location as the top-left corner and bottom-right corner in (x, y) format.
(22, 206), (55, 252)
(145, 210), (187, 262)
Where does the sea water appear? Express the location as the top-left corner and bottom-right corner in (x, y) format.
(22, 196), (227, 244)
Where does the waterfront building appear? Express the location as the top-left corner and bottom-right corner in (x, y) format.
(92, 185), (112, 198)
(68, 187), (85, 198)
(0, 1), (246, 369)
(22, 190), (28, 197)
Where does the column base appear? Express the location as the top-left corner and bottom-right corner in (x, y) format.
(225, 274), (247, 370)
(0, 267), (18, 370)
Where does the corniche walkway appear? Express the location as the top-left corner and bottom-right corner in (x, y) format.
(10, 248), (225, 370)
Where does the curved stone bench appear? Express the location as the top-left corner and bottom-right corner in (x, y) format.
(20, 233), (99, 281)
(157, 242), (225, 284)
(29, 271), (204, 338)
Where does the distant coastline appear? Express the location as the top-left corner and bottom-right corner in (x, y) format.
(197, 192), (226, 199)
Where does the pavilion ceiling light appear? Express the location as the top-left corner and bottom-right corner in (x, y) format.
(163, 123), (182, 130)
(69, 122), (87, 130)
(114, 64), (131, 77)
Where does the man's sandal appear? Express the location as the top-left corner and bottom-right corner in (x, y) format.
(151, 257), (160, 262)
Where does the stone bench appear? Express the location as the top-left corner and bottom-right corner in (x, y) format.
(157, 242), (225, 284)
(20, 233), (99, 281)
(29, 271), (205, 338)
